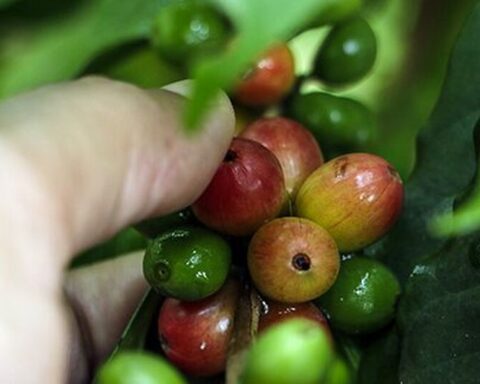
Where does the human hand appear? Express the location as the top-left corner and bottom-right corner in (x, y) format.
(0, 77), (235, 383)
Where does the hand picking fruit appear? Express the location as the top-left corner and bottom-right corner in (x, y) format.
(0, 74), (402, 384)
(3, 0), (474, 383)
(0, 11), (402, 384)
(0, 78), (235, 382)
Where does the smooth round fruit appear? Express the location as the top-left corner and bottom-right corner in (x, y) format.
(295, 153), (404, 252)
(158, 279), (240, 376)
(317, 257), (401, 334)
(97, 351), (186, 384)
(288, 92), (376, 150)
(241, 117), (324, 197)
(248, 217), (340, 303)
(240, 319), (333, 384)
(258, 299), (332, 341)
(143, 226), (231, 301)
(151, 1), (228, 64)
(192, 138), (286, 236)
(314, 17), (377, 84)
(234, 43), (295, 107)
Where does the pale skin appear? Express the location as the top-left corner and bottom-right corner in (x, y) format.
(0, 77), (235, 383)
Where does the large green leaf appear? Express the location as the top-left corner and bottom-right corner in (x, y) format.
(432, 118), (480, 235)
(368, 3), (480, 382)
(397, 235), (480, 383)
(367, 0), (480, 282)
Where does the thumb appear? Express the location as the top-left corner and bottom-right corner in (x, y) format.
(0, 77), (235, 259)
(0, 77), (234, 383)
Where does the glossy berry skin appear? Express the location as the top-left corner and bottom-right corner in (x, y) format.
(295, 153), (403, 252)
(241, 319), (333, 384)
(288, 92), (376, 151)
(143, 226), (231, 301)
(317, 257), (401, 334)
(158, 279), (240, 377)
(151, 2), (228, 64)
(248, 217), (340, 303)
(314, 17), (377, 84)
(241, 117), (324, 197)
(234, 44), (295, 107)
(192, 138), (286, 236)
(97, 351), (186, 384)
(258, 299), (332, 342)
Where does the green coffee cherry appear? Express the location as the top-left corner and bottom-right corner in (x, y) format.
(317, 257), (401, 334)
(143, 226), (231, 301)
(289, 91), (376, 151)
(314, 17), (377, 84)
(151, 1), (229, 64)
(240, 319), (333, 384)
(97, 351), (186, 384)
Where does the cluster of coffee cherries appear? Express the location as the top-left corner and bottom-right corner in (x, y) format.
(140, 48), (403, 384)
(99, 3), (404, 384)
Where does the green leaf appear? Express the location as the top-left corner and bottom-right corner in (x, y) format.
(184, 0), (361, 129)
(0, 0), (17, 9)
(357, 327), (400, 384)
(367, 4), (480, 382)
(397, 235), (480, 384)
(431, 120), (480, 236)
(0, 0), (171, 98)
(367, 1), (480, 283)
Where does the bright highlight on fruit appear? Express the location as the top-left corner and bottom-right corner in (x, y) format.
(314, 17), (377, 84)
(157, 279), (240, 377)
(295, 153), (404, 252)
(248, 217), (340, 303)
(234, 43), (295, 107)
(143, 226), (231, 301)
(317, 257), (401, 334)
